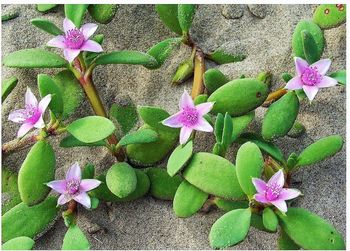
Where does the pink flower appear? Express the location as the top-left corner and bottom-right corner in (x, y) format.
(8, 87), (51, 138)
(162, 90), (214, 144)
(285, 57), (338, 101)
(252, 170), (301, 213)
(47, 18), (103, 63)
(47, 162), (101, 208)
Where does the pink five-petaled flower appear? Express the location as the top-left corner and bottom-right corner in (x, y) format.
(8, 87), (51, 138)
(47, 162), (101, 208)
(285, 57), (338, 101)
(47, 18), (103, 63)
(252, 170), (301, 213)
(162, 90), (214, 145)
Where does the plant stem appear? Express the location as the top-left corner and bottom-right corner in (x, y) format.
(191, 47), (205, 99)
(262, 88), (287, 107)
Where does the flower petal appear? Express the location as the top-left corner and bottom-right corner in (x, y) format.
(179, 126), (193, 145)
(47, 35), (66, 49)
(63, 18), (76, 33)
(58, 194), (70, 206)
(193, 118), (213, 132)
(285, 77), (303, 90)
(81, 23), (98, 39)
(279, 188), (301, 201)
(254, 193), (269, 204)
(63, 48), (81, 63)
(47, 180), (67, 194)
(25, 87), (38, 107)
(311, 59), (331, 76)
(268, 169), (284, 188)
(303, 85), (319, 101)
(8, 109), (27, 123)
(179, 90), (194, 109)
(294, 57), (309, 76)
(66, 162), (81, 181)
(162, 111), (183, 128)
(38, 94), (52, 113)
(79, 179), (101, 192)
(271, 199), (288, 213)
(195, 102), (214, 116)
(17, 123), (34, 138)
(80, 40), (103, 53)
(317, 76), (338, 88)
(33, 115), (45, 129)
(252, 178), (267, 194)
(73, 192), (91, 208)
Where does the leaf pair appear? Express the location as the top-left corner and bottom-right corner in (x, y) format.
(213, 113), (233, 156)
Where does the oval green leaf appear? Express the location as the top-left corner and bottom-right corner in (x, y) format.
(106, 162), (137, 198)
(231, 111), (255, 142)
(38, 74), (64, 117)
(178, 4), (196, 33)
(60, 134), (106, 148)
(2, 169), (21, 215)
(37, 4), (57, 12)
(167, 140), (193, 177)
(204, 68), (229, 94)
(31, 18), (63, 36)
(278, 228), (300, 250)
(207, 49), (246, 65)
(62, 225), (90, 250)
(2, 236), (35, 250)
(118, 128), (158, 146)
(313, 4), (346, 29)
(213, 198), (249, 212)
(138, 106), (178, 133)
(155, 4), (182, 35)
(262, 207), (278, 232)
(329, 70), (346, 86)
(64, 4), (89, 28)
(88, 4), (118, 24)
(301, 29), (320, 64)
(2, 76), (18, 102)
(146, 38), (182, 69)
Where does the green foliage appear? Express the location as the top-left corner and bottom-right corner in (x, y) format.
(64, 4), (89, 28)
(214, 113), (233, 156)
(119, 128), (158, 146)
(37, 4), (57, 12)
(30, 18), (63, 36)
(88, 4), (118, 24)
(207, 49), (246, 65)
(204, 68), (229, 94)
(2, 76), (18, 103)
(138, 106), (179, 133)
(209, 208), (251, 248)
(193, 94), (208, 105)
(2, 236), (35, 250)
(208, 78), (268, 116)
(301, 30), (321, 64)
(82, 164), (95, 179)
(213, 198), (249, 212)
(278, 229), (300, 250)
(313, 4), (346, 29)
(147, 38), (182, 69)
(329, 70), (346, 86)
(155, 4), (182, 35)
(2, 11), (19, 22)
(60, 134), (106, 148)
(38, 74), (64, 117)
(231, 111), (255, 142)
(287, 120), (306, 138)
(262, 207), (278, 232)
(67, 116), (116, 143)
(256, 71), (273, 87)
(287, 152), (298, 170)
(167, 140), (193, 177)
(4, 49), (67, 68)
(178, 4), (196, 34)
(281, 72), (293, 83)
(85, 34), (105, 64)
(172, 58), (194, 84)
(173, 180), (208, 217)
(106, 162), (137, 198)
(2, 169), (21, 214)
(62, 225), (90, 250)
(18, 140), (55, 206)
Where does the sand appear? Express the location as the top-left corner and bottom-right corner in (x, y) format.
(1, 4), (346, 249)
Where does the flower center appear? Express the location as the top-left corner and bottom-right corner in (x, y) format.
(64, 29), (85, 49)
(24, 105), (41, 124)
(265, 182), (282, 201)
(66, 179), (80, 195)
(180, 107), (199, 127)
(301, 66), (322, 86)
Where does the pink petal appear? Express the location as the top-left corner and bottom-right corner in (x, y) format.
(17, 123), (34, 138)
(271, 199), (287, 213)
(66, 162), (81, 181)
(303, 85), (319, 101)
(179, 126), (193, 145)
(81, 23), (98, 39)
(8, 109), (27, 123)
(63, 48), (81, 63)
(254, 193), (269, 204)
(63, 18), (76, 33)
(279, 188), (301, 201)
(268, 169), (284, 188)
(317, 76), (338, 88)
(47, 180), (67, 194)
(195, 102), (214, 116)
(162, 111), (183, 128)
(38, 94), (52, 113)
(311, 59), (331, 76)
(179, 90), (194, 110)
(58, 194), (70, 206)
(79, 179), (101, 192)
(294, 57), (309, 76)
(80, 40), (103, 53)
(252, 178), (267, 194)
(25, 87), (38, 107)
(193, 118), (213, 132)
(47, 35), (66, 49)
(33, 115), (45, 129)
(285, 77), (303, 90)
(73, 192), (91, 208)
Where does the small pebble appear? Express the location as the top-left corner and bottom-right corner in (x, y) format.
(221, 5), (244, 19)
(248, 4), (270, 19)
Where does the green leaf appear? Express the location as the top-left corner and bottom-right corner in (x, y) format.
(4, 49), (67, 68)
(277, 208), (345, 250)
(146, 38), (182, 69)
(18, 140), (55, 206)
(62, 225), (90, 250)
(194, 94), (208, 105)
(64, 4), (89, 28)
(250, 213), (270, 232)
(106, 162), (137, 198)
(37, 74), (64, 117)
(287, 120), (306, 138)
(31, 18), (64, 36)
(167, 140), (193, 177)
(95, 51), (158, 68)
(60, 134), (106, 148)
(278, 228), (300, 250)
(2, 236), (35, 250)
(214, 113), (224, 144)
(256, 71), (273, 87)
(90, 197), (99, 210)
(286, 152), (298, 170)
(88, 4), (118, 24)
(213, 198), (249, 212)
(172, 58), (194, 84)
(82, 164), (95, 179)
(329, 70), (346, 85)
(173, 180), (208, 217)
(301, 29), (320, 64)
(204, 68), (230, 94)
(209, 208), (251, 248)
(2, 196), (59, 242)
(178, 4), (196, 34)
(2, 169), (21, 215)
(2, 11), (19, 22)
(262, 207), (278, 232)
(138, 106), (179, 133)
(207, 49), (246, 65)
(281, 72), (293, 83)
(119, 128), (158, 146)
(155, 4), (182, 35)
(236, 142), (264, 196)
(67, 116), (115, 143)
(221, 113), (233, 148)
(146, 167), (182, 200)
(313, 4), (346, 29)
(231, 111), (255, 142)
(2, 76), (18, 102)
(296, 135), (343, 168)
(37, 4), (57, 12)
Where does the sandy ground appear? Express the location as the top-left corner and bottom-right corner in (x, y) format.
(1, 4), (346, 249)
